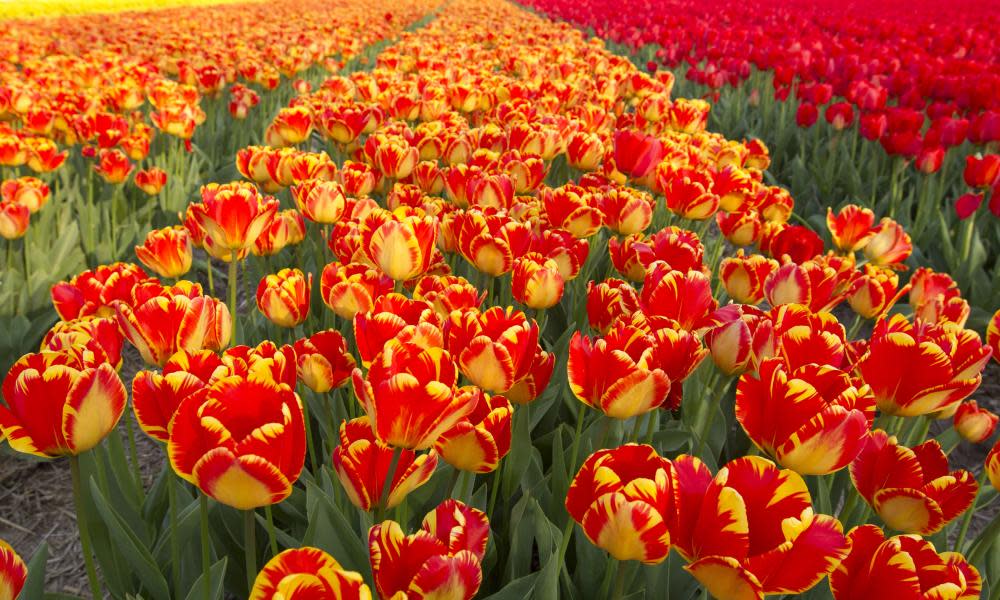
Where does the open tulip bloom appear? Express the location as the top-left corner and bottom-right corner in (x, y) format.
(3, 0), (1000, 597)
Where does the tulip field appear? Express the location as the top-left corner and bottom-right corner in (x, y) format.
(2, 0), (1000, 598)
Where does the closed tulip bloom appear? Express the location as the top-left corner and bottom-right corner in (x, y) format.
(369, 500), (488, 600)
(454, 210), (532, 277)
(540, 185), (603, 238)
(566, 445), (676, 564)
(293, 330), (355, 393)
(988, 308), (1000, 365)
(320, 262), (394, 321)
(716, 210), (761, 247)
(504, 349), (554, 406)
(272, 106), (313, 145)
(829, 525), (981, 600)
(0, 351), (126, 457)
(353, 340), (477, 450)
(568, 323), (671, 418)
(291, 179), (347, 224)
(223, 341), (298, 389)
(135, 226), (192, 279)
(190, 182), (279, 252)
(705, 305), (774, 375)
(0, 540), (27, 600)
(953, 401), (998, 444)
(1, 176), (49, 213)
(332, 416), (437, 512)
(0, 200), (29, 239)
(672, 455), (849, 600)
(169, 375), (305, 510)
(134, 168), (168, 195)
(586, 279), (640, 334)
(447, 306), (540, 394)
(42, 316), (124, 368)
(847, 264), (908, 319)
(613, 129), (664, 179)
(512, 252), (564, 310)
(763, 258), (849, 313)
(768, 304), (847, 370)
(659, 167), (720, 220)
(360, 207), (437, 281)
(250, 547), (372, 600)
(374, 139), (419, 180)
(988, 441), (1000, 492)
(737, 359), (874, 475)
(668, 98), (710, 133)
(132, 350), (229, 442)
(595, 187), (654, 236)
(720, 251), (780, 305)
(826, 205), (877, 252)
(115, 287), (231, 367)
(94, 148), (133, 183)
(859, 315), (991, 417)
(412, 275), (484, 318)
(850, 430), (977, 535)
(434, 393), (512, 473)
(963, 153), (1000, 188)
(566, 131), (604, 171)
(863, 218), (912, 268)
(257, 268), (312, 328)
(639, 261), (717, 332)
(354, 293), (442, 365)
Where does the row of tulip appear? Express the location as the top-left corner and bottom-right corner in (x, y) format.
(0, 0), (439, 370)
(519, 0), (1000, 315)
(2, 0), (1000, 599)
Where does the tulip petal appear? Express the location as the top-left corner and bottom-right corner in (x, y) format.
(685, 556), (764, 600)
(193, 447), (291, 510)
(582, 492), (671, 564)
(62, 363), (126, 455)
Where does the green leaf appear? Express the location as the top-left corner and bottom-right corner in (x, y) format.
(480, 573), (539, 600)
(20, 543), (48, 600)
(302, 479), (368, 574)
(89, 479), (171, 600)
(182, 558), (228, 600)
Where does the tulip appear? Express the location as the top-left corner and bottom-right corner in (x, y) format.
(540, 185), (603, 238)
(835, 527), (982, 599)
(736, 358), (873, 475)
(293, 330), (355, 394)
(249, 547), (372, 600)
(586, 279), (640, 334)
(189, 182), (279, 253)
(955, 192), (984, 219)
(766, 225), (825, 264)
(963, 153), (1000, 188)
(639, 261), (717, 332)
(504, 349), (554, 406)
(566, 131), (604, 171)
(668, 98), (710, 133)
(353, 340), (477, 450)
(135, 226), (193, 279)
(340, 161), (378, 197)
(988, 440), (1000, 492)
(374, 138), (419, 179)
(169, 375), (305, 509)
(0, 201), (29, 240)
(712, 165), (758, 212)
(796, 102), (819, 127)
(434, 393), (512, 473)
(613, 129), (664, 179)
(764, 259), (847, 313)
(134, 168), (168, 195)
(369, 500), (488, 600)
(719, 251), (779, 305)
(51, 262), (149, 320)
(596, 187), (654, 236)
(846, 264), (908, 319)
(132, 350), (229, 442)
(566, 445), (675, 563)
(291, 179), (347, 224)
(659, 167), (720, 220)
(94, 148), (133, 183)
(332, 416), (437, 511)
(768, 304), (847, 370)
(256, 268), (312, 328)
(704, 305), (774, 375)
(850, 430), (977, 534)
(354, 293), (442, 365)
(862, 218), (911, 268)
(272, 106), (313, 145)
(1, 177), (49, 213)
(42, 316), (124, 368)
(989, 308), (1000, 365)
(0, 539), (27, 600)
(672, 454), (849, 600)
(953, 401), (998, 444)
(412, 275), (484, 318)
(454, 209), (532, 276)
(0, 351), (126, 457)
(115, 286), (231, 367)
(447, 306), (540, 394)
(512, 252), (564, 309)
(716, 210), (761, 246)
(360, 207), (437, 281)
(859, 315), (991, 417)
(826, 205), (876, 252)
(533, 228), (590, 281)
(222, 341), (297, 388)
(320, 262), (394, 321)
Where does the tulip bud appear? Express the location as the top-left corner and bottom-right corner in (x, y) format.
(135, 226), (193, 279)
(953, 401), (998, 443)
(256, 268), (312, 328)
(512, 252), (564, 310)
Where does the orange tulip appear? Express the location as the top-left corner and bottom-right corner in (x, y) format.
(566, 445), (675, 563)
(672, 455), (849, 600)
(134, 167), (168, 195)
(292, 330), (356, 393)
(859, 315), (991, 417)
(736, 358), (874, 474)
(132, 350), (229, 442)
(446, 306), (540, 394)
(1, 176), (49, 213)
(291, 179), (347, 224)
(374, 137), (419, 179)
(953, 400), (998, 444)
(0, 540), (27, 600)
(0, 201), (29, 240)
(135, 226), (192, 279)
(369, 500), (488, 600)
(659, 167), (720, 220)
(189, 182), (279, 252)
(353, 339), (477, 450)
(0, 351), (126, 457)
(850, 430), (977, 535)
(169, 375), (305, 510)
(272, 106), (313, 145)
(830, 525), (980, 599)
(332, 416), (437, 512)
(360, 207), (437, 281)
(94, 148), (133, 183)
(434, 393), (512, 473)
(250, 547), (372, 600)
(826, 205), (876, 252)
(256, 268), (312, 328)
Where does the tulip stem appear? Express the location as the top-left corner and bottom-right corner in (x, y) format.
(300, 396), (319, 470)
(953, 469), (990, 553)
(167, 470), (181, 595)
(229, 251), (239, 345)
(206, 257), (214, 295)
(265, 505), (280, 557)
(124, 410), (145, 498)
(567, 403), (587, 476)
(375, 447), (403, 523)
(200, 494), (211, 600)
(611, 559), (627, 600)
(487, 458), (503, 517)
(244, 509), (257, 592)
(70, 455), (103, 600)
